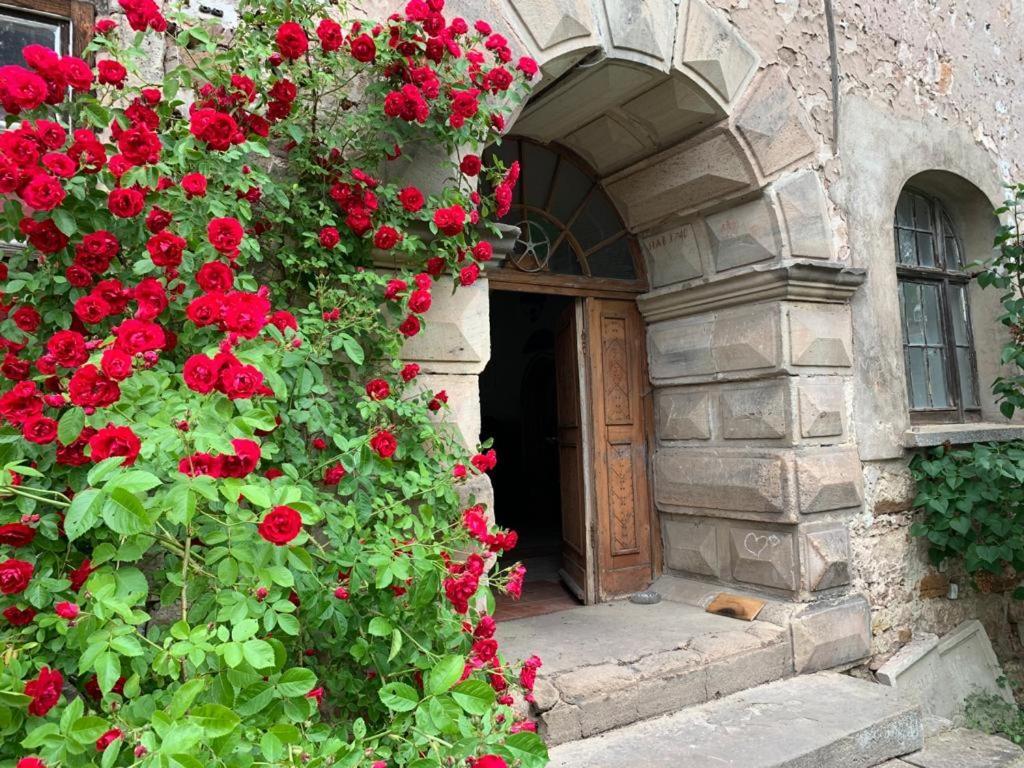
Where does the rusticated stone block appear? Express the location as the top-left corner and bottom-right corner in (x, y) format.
(401, 277), (490, 374)
(663, 516), (719, 576)
(802, 524), (852, 591)
(774, 170), (835, 260)
(675, 0), (758, 103)
(565, 113), (647, 175)
(798, 382), (845, 438)
(705, 196), (781, 272)
(417, 373), (481, 449)
(788, 303), (853, 368)
(656, 389), (711, 440)
(796, 448), (863, 513)
(712, 305), (781, 373)
(623, 75), (720, 149)
(648, 315), (715, 380)
(734, 67), (817, 177)
(720, 382), (788, 440)
(729, 525), (798, 591)
(606, 128), (758, 229)
(601, 0), (676, 68)
(790, 595), (872, 673)
(642, 222), (705, 288)
(507, 0), (596, 51)
(655, 449), (789, 514)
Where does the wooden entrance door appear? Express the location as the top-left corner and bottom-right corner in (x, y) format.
(554, 303), (589, 601)
(584, 298), (655, 599)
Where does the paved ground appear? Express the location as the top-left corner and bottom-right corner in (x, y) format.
(881, 728), (1024, 767)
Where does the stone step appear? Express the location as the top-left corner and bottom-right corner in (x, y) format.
(882, 728), (1024, 767)
(546, 672), (923, 768)
(499, 600), (795, 745)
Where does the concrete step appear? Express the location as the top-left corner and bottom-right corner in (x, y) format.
(547, 672), (923, 768)
(498, 599), (794, 745)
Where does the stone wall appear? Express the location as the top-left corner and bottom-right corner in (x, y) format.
(707, 0), (1024, 663)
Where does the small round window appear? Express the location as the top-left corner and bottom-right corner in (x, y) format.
(485, 138), (639, 282)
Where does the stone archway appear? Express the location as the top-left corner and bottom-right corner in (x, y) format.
(400, 0), (871, 671)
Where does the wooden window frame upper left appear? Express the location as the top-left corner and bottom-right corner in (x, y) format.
(0, 0), (95, 58)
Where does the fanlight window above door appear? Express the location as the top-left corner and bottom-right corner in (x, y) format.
(485, 138), (644, 287)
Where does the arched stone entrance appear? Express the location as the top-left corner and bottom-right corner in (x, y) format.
(406, 0), (870, 655)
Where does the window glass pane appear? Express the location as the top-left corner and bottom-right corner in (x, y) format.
(0, 12), (61, 67)
(586, 236), (635, 279)
(926, 347), (950, 408)
(913, 194), (931, 228)
(897, 229), (916, 265)
(574, 192), (623, 252)
(950, 284), (970, 345)
(916, 232), (936, 267)
(908, 347), (928, 409)
(957, 348), (979, 408)
(521, 141), (557, 211)
(549, 161), (592, 224)
(921, 283), (943, 345)
(900, 282), (924, 345)
(896, 193), (914, 228)
(548, 238), (582, 276)
(945, 236), (962, 269)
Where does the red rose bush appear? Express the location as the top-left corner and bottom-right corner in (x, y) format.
(0, 0), (545, 765)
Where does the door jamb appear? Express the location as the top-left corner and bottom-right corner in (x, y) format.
(574, 297), (599, 605)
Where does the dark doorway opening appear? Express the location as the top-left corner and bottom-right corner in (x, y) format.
(481, 290), (580, 619)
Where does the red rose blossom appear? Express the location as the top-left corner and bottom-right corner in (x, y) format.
(276, 22), (309, 60)
(0, 523), (35, 547)
(365, 378), (390, 400)
(398, 186), (424, 212)
(0, 558), (33, 594)
(24, 666), (62, 716)
(89, 424), (141, 466)
(350, 33), (376, 62)
(55, 601), (79, 619)
(96, 727), (123, 752)
(258, 505), (302, 545)
(370, 429), (397, 459)
(207, 217), (244, 255)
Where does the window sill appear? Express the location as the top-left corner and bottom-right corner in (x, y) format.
(903, 423), (1024, 448)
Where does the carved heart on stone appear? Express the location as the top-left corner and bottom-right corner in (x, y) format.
(743, 532), (770, 559)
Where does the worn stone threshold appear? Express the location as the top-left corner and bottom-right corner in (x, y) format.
(499, 580), (795, 745)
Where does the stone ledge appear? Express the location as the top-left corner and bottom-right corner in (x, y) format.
(903, 423), (1024, 448)
(637, 260), (866, 323)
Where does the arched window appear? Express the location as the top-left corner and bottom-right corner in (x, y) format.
(484, 138), (646, 294)
(894, 188), (979, 422)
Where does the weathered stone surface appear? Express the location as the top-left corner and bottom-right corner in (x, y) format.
(675, 0), (758, 103)
(623, 75), (720, 149)
(641, 222), (705, 288)
(601, 0), (676, 68)
(548, 673), (922, 768)
(655, 449), (789, 514)
(712, 304), (782, 372)
(774, 170), (835, 260)
(798, 382), (846, 438)
(514, 61), (654, 145)
(796, 448), (864, 513)
(417, 373), (481, 448)
(663, 516), (719, 576)
(790, 596), (872, 673)
(729, 525), (798, 590)
(789, 303), (853, 368)
(540, 703), (583, 746)
(564, 113), (647, 175)
(400, 277), (490, 373)
(901, 729), (1024, 768)
(648, 315), (715, 379)
(506, 0), (596, 51)
(656, 389), (711, 440)
(720, 381), (788, 440)
(735, 67), (817, 177)
(705, 196), (781, 272)
(877, 621), (1015, 720)
(607, 128), (758, 229)
(705, 635), (793, 699)
(803, 524), (852, 591)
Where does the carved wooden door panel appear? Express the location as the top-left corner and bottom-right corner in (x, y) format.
(554, 302), (589, 601)
(585, 298), (654, 599)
